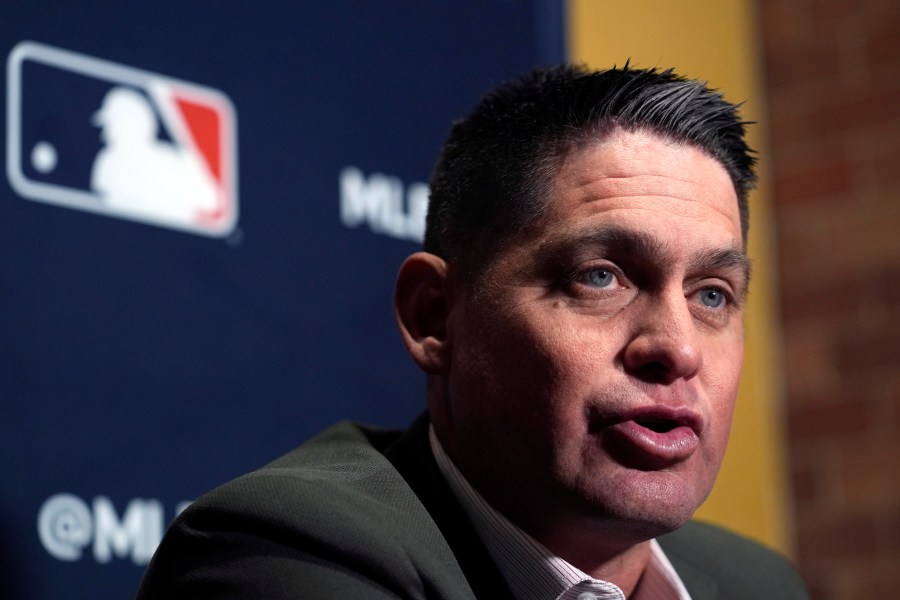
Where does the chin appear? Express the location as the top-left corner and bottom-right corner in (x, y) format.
(579, 501), (696, 546)
(570, 470), (710, 540)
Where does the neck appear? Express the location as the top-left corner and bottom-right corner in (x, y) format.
(539, 538), (651, 597)
(536, 527), (653, 596)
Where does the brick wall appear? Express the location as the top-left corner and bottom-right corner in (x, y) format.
(759, 0), (900, 598)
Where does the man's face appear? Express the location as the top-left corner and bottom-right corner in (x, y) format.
(440, 129), (747, 543)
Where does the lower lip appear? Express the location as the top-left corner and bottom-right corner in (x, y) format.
(604, 420), (699, 469)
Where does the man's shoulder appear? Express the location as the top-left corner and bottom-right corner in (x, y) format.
(658, 521), (809, 600)
(195, 420), (408, 523)
(177, 417), (447, 557)
(137, 419), (476, 600)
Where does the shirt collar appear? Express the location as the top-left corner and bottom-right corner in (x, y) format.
(428, 425), (692, 600)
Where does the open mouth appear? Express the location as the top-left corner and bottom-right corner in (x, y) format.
(633, 416), (680, 434)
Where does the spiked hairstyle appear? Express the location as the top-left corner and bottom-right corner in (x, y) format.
(424, 64), (756, 282)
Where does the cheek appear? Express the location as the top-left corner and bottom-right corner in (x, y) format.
(454, 311), (595, 427)
(702, 339), (743, 453)
(449, 310), (550, 413)
(522, 320), (631, 451)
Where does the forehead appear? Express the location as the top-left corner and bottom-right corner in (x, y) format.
(539, 129), (743, 248)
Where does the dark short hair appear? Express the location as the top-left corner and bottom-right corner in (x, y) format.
(424, 64), (756, 281)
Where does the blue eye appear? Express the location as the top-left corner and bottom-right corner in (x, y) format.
(585, 268), (615, 288)
(699, 288), (727, 308)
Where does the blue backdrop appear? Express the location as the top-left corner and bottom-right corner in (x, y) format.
(2, 2), (565, 598)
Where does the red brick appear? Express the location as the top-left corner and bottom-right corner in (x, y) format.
(775, 210), (900, 294)
(881, 505), (900, 551)
(812, 0), (864, 28)
(765, 85), (828, 148)
(835, 325), (900, 374)
(791, 466), (819, 506)
(826, 372), (900, 445)
(761, 1), (900, 596)
(797, 511), (880, 560)
(789, 447), (843, 510)
(839, 443), (900, 511)
(774, 215), (835, 282)
(848, 575), (900, 600)
(817, 207), (900, 275)
(765, 37), (843, 89)
(864, 6), (900, 67)
(768, 83), (900, 153)
(771, 155), (854, 204)
(871, 153), (900, 188)
(864, 126), (900, 186)
(802, 580), (832, 600)
(866, 29), (900, 69)
(887, 265), (900, 309)
(778, 272), (881, 322)
(788, 396), (870, 441)
(780, 265), (899, 333)
(810, 82), (900, 137)
(760, 0), (816, 56)
(772, 240), (816, 286)
(760, 0), (841, 89)
(781, 325), (841, 399)
(891, 380), (900, 430)
(839, 555), (900, 600)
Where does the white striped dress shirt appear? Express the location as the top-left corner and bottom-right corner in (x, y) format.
(429, 426), (692, 600)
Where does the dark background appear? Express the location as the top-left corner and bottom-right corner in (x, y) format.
(1, 3), (564, 598)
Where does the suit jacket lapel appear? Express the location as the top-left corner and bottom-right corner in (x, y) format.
(659, 549), (719, 600)
(382, 412), (516, 600)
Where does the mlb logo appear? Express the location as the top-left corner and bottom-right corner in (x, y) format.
(6, 41), (238, 237)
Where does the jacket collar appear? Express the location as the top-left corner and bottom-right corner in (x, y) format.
(383, 412), (517, 600)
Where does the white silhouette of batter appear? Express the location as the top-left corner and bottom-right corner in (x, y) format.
(90, 87), (218, 224)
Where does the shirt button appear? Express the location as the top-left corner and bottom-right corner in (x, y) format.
(577, 593), (598, 600)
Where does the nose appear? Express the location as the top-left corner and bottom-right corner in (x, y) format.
(621, 290), (702, 384)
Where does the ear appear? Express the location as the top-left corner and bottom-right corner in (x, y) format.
(393, 252), (454, 375)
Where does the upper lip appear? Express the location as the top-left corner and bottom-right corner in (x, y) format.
(590, 404), (705, 437)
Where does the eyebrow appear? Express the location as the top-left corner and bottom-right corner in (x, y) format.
(543, 226), (752, 290)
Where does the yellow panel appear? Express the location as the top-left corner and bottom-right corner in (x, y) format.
(568, 0), (794, 555)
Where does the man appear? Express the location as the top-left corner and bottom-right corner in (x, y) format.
(137, 65), (808, 599)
